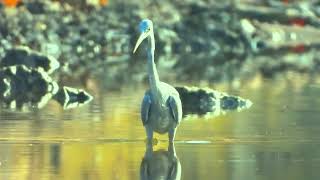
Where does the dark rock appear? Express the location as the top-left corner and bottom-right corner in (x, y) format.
(26, 1), (46, 14)
(1, 46), (60, 74)
(221, 96), (239, 110)
(53, 86), (93, 110)
(0, 65), (58, 110)
(0, 47), (93, 111)
(175, 86), (252, 116)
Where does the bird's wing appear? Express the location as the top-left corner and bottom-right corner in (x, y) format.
(141, 94), (152, 125)
(167, 96), (182, 124)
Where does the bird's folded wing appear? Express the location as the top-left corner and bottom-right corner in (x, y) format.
(141, 94), (152, 125)
(168, 96), (182, 124)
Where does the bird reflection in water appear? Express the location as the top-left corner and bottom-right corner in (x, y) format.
(140, 143), (181, 180)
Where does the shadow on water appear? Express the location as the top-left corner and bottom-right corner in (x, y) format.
(50, 144), (61, 174)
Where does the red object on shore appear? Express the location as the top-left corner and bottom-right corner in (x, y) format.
(282, 0), (290, 4)
(290, 18), (306, 27)
(1, 0), (20, 7)
(292, 44), (305, 53)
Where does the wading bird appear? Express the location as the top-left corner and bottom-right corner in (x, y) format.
(133, 19), (182, 143)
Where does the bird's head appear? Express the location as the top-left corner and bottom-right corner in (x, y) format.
(133, 19), (154, 53)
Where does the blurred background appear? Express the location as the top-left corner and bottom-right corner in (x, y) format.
(0, 0), (320, 180)
(1, 0), (320, 85)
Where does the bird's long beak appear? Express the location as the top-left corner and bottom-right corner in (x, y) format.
(133, 32), (148, 53)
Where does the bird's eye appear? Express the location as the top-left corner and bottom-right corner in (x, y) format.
(147, 27), (150, 31)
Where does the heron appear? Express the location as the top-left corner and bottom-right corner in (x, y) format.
(133, 19), (182, 143)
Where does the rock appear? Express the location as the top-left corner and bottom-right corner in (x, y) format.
(0, 46), (60, 74)
(25, 1), (46, 14)
(175, 86), (252, 117)
(0, 47), (93, 111)
(0, 65), (58, 110)
(53, 86), (93, 110)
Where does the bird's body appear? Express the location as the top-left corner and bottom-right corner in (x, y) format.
(134, 19), (182, 143)
(143, 82), (182, 134)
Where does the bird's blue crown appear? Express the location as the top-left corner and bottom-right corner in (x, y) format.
(139, 19), (152, 33)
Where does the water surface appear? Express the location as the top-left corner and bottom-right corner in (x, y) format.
(0, 75), (320, 180)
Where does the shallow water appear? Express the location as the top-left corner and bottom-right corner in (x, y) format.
(0, 75), (320, 180)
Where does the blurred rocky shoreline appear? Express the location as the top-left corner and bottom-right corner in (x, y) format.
(1, 0), (320, 85)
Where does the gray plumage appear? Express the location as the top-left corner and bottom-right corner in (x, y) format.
(133, 19), (182, 142)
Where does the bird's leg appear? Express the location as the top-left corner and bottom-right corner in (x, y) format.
(168, 141), (176, 158)
(145, 125), (154, 144)
(145, 140), (153, 159)
(168, 127), (177, 143)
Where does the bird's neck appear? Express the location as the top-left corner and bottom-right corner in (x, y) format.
(147, 35), (160, 94)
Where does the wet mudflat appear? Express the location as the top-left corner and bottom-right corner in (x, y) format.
(0, 75), (320, 180)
